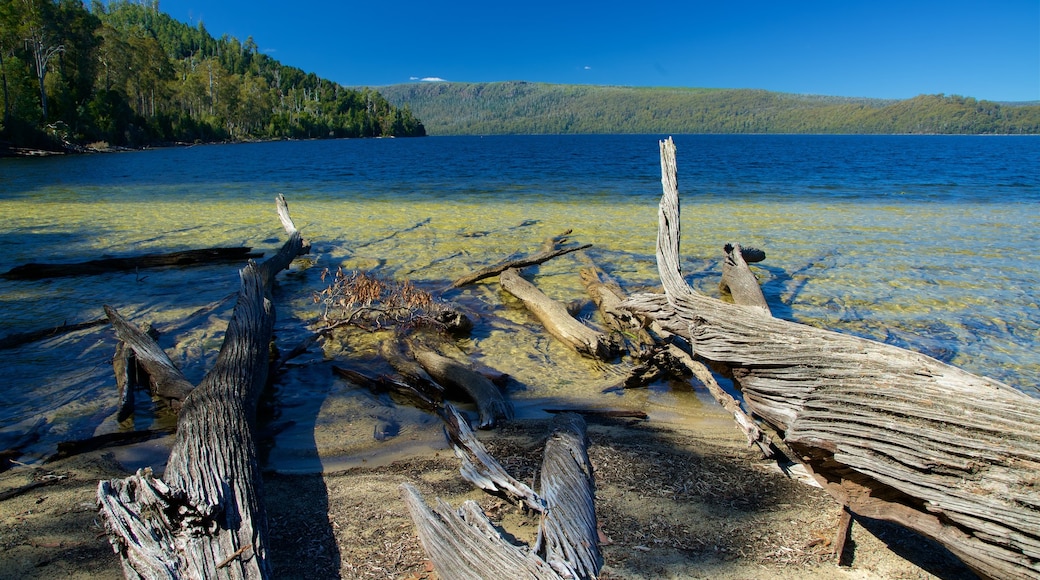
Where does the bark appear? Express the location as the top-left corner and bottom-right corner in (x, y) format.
(622, 137), (1040, 580)
(97, 195), (307, 579)
(451, 229), (591, 288)
(3, 247), (263, 280)
(501, 268), (621, 361)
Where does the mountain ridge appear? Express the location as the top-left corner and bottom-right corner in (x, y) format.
(370, 81), (1040, 135)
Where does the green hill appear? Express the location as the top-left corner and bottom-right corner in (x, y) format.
(372, 81), (1040, 135)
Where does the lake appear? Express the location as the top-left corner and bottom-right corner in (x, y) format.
(1, 134), (1037, 472)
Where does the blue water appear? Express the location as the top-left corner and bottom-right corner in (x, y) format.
(1, 134), (1037, 469)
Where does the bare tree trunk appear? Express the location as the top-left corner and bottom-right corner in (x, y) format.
(97, 195), (308, 579)
(622, 137), (1040, 580)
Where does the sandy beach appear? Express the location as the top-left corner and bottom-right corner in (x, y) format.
(0, 404), (979, 579)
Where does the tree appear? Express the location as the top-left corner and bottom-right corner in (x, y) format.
(19, 0), (63, 123)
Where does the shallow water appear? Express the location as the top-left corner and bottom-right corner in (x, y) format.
(1, 135), (1037, 472)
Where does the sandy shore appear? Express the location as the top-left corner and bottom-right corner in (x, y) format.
(0, 409), (979, 580)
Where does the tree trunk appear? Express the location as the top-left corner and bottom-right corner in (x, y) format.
(622, 137), (1040, 580)
(97, 195), (307, 579)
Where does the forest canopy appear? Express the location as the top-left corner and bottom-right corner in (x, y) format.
(0, 0), (426, 151)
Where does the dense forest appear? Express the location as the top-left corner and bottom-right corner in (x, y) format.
(0, 0), (425, 152)
(375, 81), (1040, 136)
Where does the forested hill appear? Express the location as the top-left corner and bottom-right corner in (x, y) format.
(374, 81), (1040, 135)
(0, 0), (424, 153)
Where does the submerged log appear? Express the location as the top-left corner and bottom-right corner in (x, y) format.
(501, 267), (621, 361)
(97, 195), (307, 579)
(408, 338), (513, 429)
(622, 137), (1040, 580)
(451, 229), (591, 288)
(3, 247), (262, 280)
(0, 317), (107, 350)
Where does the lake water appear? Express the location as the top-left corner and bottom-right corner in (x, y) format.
(1, 134), (1038, 472)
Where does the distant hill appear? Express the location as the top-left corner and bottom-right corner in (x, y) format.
(372, 82), (1040, 135)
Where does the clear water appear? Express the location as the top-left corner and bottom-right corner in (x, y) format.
(1, 134), (1037, 471)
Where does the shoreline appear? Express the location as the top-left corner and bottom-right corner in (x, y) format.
(0, 410), (979, 579)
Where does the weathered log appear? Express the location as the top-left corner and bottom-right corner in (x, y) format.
(400, 484), (564, 580)
(501, 267), (621, 361)
(450, 229), (591, 288)
(3, 247), (263, 280)
(622, 137), (1040, 580)
(97, 194), (307, 579)
(719, 242), (769, 311)
(404, 406), (601, 579)
(105, 306), (194, 412)
(536, 413), (602, 579)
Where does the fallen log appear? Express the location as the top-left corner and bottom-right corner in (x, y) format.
(501, 267), (621, 361)
(450, 229), (591, 288)
(404, 406), (601, 579)
(97, 195), (308, 579)
(3, 247), (262, 280)
(622, 137), (1040, 580)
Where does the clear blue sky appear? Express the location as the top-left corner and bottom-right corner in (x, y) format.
(151, 0), (1040, 102)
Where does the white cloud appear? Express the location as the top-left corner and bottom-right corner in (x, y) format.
(584, 66), (592, 70)
(420, 77), (447, 82)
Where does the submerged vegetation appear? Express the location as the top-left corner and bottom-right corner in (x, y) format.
(376, 81), (1040, 135)
(0, 0), (425, 152)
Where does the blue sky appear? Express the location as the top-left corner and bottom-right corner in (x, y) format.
(150, 0), (1039, 102)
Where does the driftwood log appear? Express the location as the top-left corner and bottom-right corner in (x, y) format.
(3, 247), (262, 280)
(403, 405), (601, 579)
(622, 137), (1040, 580)
(96, 195), (308, 579)
(501, 267), (621, 361)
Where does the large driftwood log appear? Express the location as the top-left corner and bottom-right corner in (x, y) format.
(3, 247), (262, 280)
(622, 137), (1040, 580)
(501, 267), (621, 361)
(97, 195), (307, 579)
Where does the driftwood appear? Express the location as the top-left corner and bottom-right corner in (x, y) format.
(501, 267), (621, 361)
(404, 405), (601, 579)
(408, 338), (513, 429)
(450, 229), (591, 288)
(577, 250), (780, 457)
(622, 137), (1040, 580)
(97, 195), (307, 579)
(719, 242), (769, 311)
(3, 247), (262, 280)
